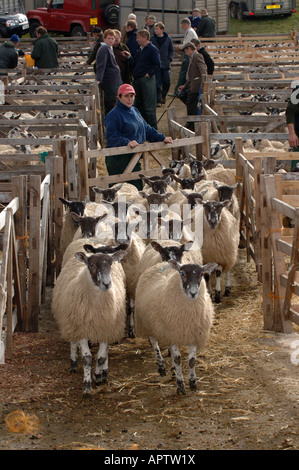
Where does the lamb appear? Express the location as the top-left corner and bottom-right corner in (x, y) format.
(92, 184), (123, 202)
(135, 259), (217, 394)
(59, 196), (89, 255)
(196, 199), (240, 303)
(52, 248), (127, 397)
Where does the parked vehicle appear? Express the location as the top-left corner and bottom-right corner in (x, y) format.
(0, 0), (29, 38)
(27, 0), (119, 38)
(229, 1), (296, 20)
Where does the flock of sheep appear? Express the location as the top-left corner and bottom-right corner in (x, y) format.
(51, 157), (241, 397)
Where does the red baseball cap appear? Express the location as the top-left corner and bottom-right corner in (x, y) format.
(118, 84), (135, 96)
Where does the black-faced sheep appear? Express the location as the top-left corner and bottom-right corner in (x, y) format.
(196, 199), (240, 303)
(135, 260), (217, 394)
(59, 196), (89, 255)
(52, 249), (127, 397)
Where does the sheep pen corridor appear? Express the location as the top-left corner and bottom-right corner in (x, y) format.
(0, 249), (299, 451)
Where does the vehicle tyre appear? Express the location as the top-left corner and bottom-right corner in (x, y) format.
(71, 25), (85, 37)
(29, 20), (40, 38)
(237, 4), (246, 20)
(229, 2), (238, 18)
(103, 5), (119, 26)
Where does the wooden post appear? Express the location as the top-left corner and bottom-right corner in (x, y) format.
(260, 174), (274, 331)
(53, 157), (64, 277)
(235, 137), (243, 201)
(78, 136), (90, 199)
(200, 121), (210, 159)
(28, 175), (41, 332)
(65, 138), (78, 200)
(253, 157), (263, 281)
(11, 175), (27, 330)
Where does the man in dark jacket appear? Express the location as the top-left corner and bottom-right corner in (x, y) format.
(113, 29), (132, 84)
(151, 22), (174, 105)
(130, 29), (161, 129)
(196, 9), (216, 38)
(191, 38), (214, 75)
(31, 26), (58, 68)
(85, 27), (103, 72)
(96, 29), (123, 115)
(125, 20), (139, 57)
(0, 35), (20, 69)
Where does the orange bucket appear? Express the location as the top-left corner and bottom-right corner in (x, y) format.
(25, 54), (35, 67)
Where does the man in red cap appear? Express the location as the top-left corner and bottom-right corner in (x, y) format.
(104, 83), (172, 189)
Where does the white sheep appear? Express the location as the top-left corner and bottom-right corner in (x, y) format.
(196, 199), (240, 303)
(52, 248), (127, 397)
(135, 259), (217, 394)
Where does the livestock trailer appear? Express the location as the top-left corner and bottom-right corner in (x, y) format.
(119, 0), (229, 34)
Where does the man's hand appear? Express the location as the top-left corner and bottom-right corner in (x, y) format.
(164, 137), (173, 144)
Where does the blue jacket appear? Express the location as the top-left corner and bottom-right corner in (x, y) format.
(105, 100), (165, 148)
(96, 43), (122, 88)
(150, 32), (174, 70)
(130, 42), (161, 79)
(126, 28), (139, 57)
(188, 15), (201, 29)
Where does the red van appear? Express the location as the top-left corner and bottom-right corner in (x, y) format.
(27, 0), (119, 37)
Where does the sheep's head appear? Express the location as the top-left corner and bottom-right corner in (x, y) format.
(172, 175), (204, 190)
(59, 196), (89, 225)
(75, 250), (127, 291)
(92, 184), (123, 203)
(151, 240), (193, 262)
(168, 260), (218, 299)
(196, 199), (230, 230)
(213, 181), (238, 202)
(190, 160), (204, 178)
(70, 212), (107, 238)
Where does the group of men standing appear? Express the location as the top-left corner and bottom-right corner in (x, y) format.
(94, 8), (216, 131)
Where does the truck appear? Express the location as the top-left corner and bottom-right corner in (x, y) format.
(119, 0), (229, 35)
(26, 0), (120, 37)
(0, 0), (29, 38)
(228, 1), (296, 20)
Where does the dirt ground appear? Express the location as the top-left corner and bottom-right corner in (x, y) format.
(0, 82), (299, 452)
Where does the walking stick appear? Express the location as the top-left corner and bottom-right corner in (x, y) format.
(157, 92), (179, 124)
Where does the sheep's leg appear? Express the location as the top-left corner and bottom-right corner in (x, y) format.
(79, 338), (92, 397)
(204, 273), (212, 298)
(127, 298), (135, 338)
(94, 342), (109, 385)
(188, 345), (197, 391)
(215, 267), (222, 303)
(149, 337), (166, 376)
(70, 341), (78, 373)
(224, 271), (231, 296)
(170, 345), (185, 395)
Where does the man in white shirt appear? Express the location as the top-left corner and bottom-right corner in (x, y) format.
(174, 18), (198, 52)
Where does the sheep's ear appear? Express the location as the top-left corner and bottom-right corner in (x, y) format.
(151, 241), (162, 252)
(92, 186), (103, 194)
(195, 198), (204, 205)
(111, 250), (127, 263)
(199, 189), (208, 199)
(221, 200), (231, 208)
(70, 211), (81, 222)
(59, 197), (70, 207)
(83, 244), (96, 253)
(164, 193), (173, 200)
(75, 252), (88, 264)
(203, 263), (218, 275)
(232, 182), (239, 190)
(180, 190), (188, 197)
(181, 240), (193, 252)
(115, 243), (129, 251)
(138, 191), (148, 199)
(113, 184), (123, 191)
(168, 259), (181, 271)
(97, 213), (107, 222)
